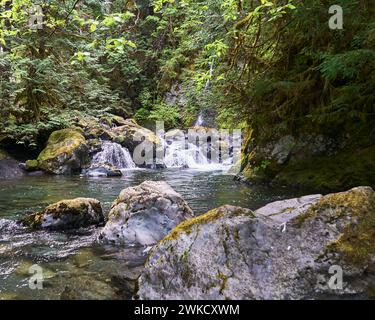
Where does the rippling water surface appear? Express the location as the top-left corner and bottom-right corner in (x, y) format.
(0, 169), (310, 299)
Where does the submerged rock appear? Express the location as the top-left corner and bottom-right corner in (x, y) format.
(37, 128), (89, 175)
(60, 275), (120, 300)
(99, 181), (193, 246)
(137, 187), (375, 300)
(21, 198), (104, 230)
(85, 164), (123, 177)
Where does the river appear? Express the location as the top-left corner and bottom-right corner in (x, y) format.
(0, 168), (311, 299)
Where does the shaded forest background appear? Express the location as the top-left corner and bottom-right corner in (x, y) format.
(0, 0), (374, 189)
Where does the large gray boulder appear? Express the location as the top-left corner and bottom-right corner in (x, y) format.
(137, 187), (375, 300)
(98, 181), (194, 246)
(21, 198), (104, 230)
(255, 193), (322, 223)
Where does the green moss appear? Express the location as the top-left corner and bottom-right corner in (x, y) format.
(38, 128), (86, 163)
(0, 149), (9, 160)
(273, 146), (375, 191)
(217, 271), (229, 295)
(325, 189), (375, 265)
(21, 198), (101, 229)
(294, 187), (375, 266)
(25, 159), (39, 171)
(162, 206), (254, 242)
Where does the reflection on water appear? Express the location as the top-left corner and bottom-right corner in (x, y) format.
(0, 169), (311, 299)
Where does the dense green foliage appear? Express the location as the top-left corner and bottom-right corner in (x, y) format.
(1, 0), (374, 157)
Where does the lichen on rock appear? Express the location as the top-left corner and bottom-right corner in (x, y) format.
(137, 187), (375, 300)
(111, 119), (162, 153)
(99, 181), (193, 246)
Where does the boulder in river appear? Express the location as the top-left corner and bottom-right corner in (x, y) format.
(0, 149), (26, 179)
(85, 163), (123, 177)
(37, 128), (89, 175)
(137, 187), (375, 299)
(21, 198), (104, 230)
(99, 181), (194, 246)
(111, 119), (161, 153)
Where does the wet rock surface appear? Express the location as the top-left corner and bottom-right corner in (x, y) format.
(84, 164), (123, 177)
(137, 187), (375, 300)
(21, 198), (104, 230)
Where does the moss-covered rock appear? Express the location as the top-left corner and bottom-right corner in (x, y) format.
(111, 119), (161, 152)
(20, 198), (104, 230)
(76, 116), (113, 140)
(138, 187), (375, 300)
(37, 128), (89, 175)
(273, 146), (375, 191)
(0, 149), (10, 160)
(239, 133), (375, 191)
(75, 116), (163, 168)
(293, 186), (375, 267)
(25, 159), (39, 171)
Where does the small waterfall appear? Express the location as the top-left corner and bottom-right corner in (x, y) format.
(163, 135), (232, 171)
(164, 140), (209, 169)
(91, 141), (136, 169)
(204, 58), (215, 91)
(194, 114), (204, 127)
(194, 59), (215, 127)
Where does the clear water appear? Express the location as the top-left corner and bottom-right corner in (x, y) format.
(0, 169), (311, 300)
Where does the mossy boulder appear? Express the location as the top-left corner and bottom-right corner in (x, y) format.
(273, 146), (375, 191)
(25, 159), (39, 171)
(239, 134), (374, 191)
(21, 198), (104, 230)
(138, 187), (375, 300)
(75, 116), (163, 168)
(76, 116), (113, 140)
(0, 149), (10, 160)
(111, 119), (162, 153)
(98, 181), (193, 246)
(37, 129), (89, 175)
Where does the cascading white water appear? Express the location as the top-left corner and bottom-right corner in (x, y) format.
(194, 59), (215, 127)
(163, 137), (232, 171)
(204, 58), (215, 91)
(194, 114), (204, 127)
(164, 140), (209, 168)
(91, 141), (136, 169)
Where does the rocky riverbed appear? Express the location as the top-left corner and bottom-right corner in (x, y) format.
(1, 116), (374, 300)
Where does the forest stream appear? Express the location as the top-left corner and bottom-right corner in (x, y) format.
(0, 167), (312, 299)
(1, 0), (374, 302)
